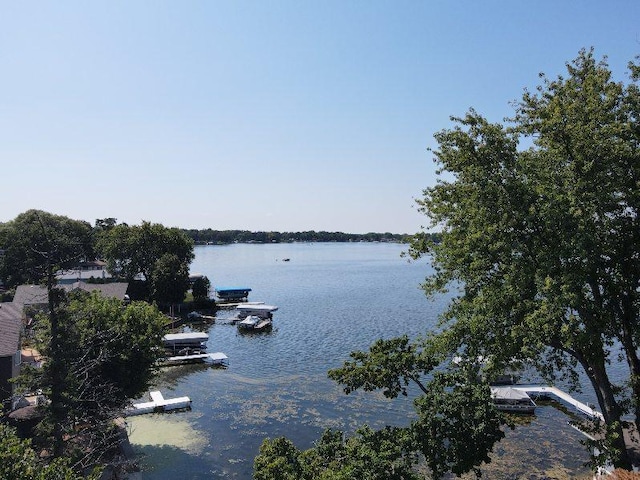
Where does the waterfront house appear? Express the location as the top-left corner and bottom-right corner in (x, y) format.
(0, 302), (23, 407)
(56, 260), (112, 285)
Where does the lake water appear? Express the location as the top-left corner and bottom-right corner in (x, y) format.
(127, 242), (593, 479)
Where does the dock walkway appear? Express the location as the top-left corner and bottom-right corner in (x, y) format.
(162, 352), (228, 366)
(512, 385), (604, 421)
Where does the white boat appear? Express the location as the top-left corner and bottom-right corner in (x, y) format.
(237, 315), (272, 331)
(490, 386), (536, 414)
(236, 303), (278, 319)
(163, 332), (209, 355)
(163, 332), (208, 348)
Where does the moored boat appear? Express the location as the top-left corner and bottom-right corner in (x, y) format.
(236, 303), (278, 319)
(237, 315), (272, 331)
(163, 332), (208, 355)
(215, 287), (252, 302)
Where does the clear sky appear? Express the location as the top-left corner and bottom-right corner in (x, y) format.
(1, 2), (638, 234)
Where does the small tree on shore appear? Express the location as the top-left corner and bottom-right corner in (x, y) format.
(150, 253), (190, 306)
(191, 276), (211, 302)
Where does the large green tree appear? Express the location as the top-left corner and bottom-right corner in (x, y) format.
(255, 426), (422, 480)
(0, 210), (93, 288)
(0, 211), (165, 472)
(20, 291), (166, 471)
(254, 49), (640, 478)
(408, 49), (640, 469)
(0, 211), (94, 460)
(96, 221), (194, 302)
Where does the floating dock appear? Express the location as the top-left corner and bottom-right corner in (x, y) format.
(126, 391), (191, 416)
(161, 352), (228, 366)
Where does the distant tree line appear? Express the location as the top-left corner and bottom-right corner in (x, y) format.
(181, 229), (440, 245)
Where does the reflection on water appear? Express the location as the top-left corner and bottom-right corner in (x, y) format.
(130, 243), (596, 479)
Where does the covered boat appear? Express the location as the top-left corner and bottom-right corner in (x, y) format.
(490, 386), (536, 414)
(236, 303), (278, 319)
(215, 287), (252, 302)
(163, 332), (208, 355)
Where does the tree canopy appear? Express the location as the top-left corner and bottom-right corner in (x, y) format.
(181, 228), (418, 244)
(0, 211), (185, 473)
(408, 49), (640, 469)
(255, 426), (423, 480)
(95, 221), (194, 302)
(0, 424), (95, 480)
(0, 210), (93, 288)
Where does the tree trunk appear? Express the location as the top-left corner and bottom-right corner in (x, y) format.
(47, 266), (65, 458)
(617, 293), (640, 433)
(581, 354), (632, 469)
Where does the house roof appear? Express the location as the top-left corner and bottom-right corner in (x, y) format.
(70, 282), (129, 301)
(12, 285), (48, 307)
(0, 302), (22, 357)
(13, 282), (130, 307)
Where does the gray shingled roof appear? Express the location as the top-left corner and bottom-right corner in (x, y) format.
(71, 282), (129, 301)
(13, 282), (130, 307)
(0, 302), (22, 357)
(12, 285), (48, 307)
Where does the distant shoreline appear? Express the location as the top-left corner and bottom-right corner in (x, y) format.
(182, 229), (441, 245)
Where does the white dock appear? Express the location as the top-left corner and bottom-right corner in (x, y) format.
(126, 391), (191, 416)
(512, 385), (604, 421)
(162, 352), (228, 366)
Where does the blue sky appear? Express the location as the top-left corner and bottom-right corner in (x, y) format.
(1, 2), (638, 234)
